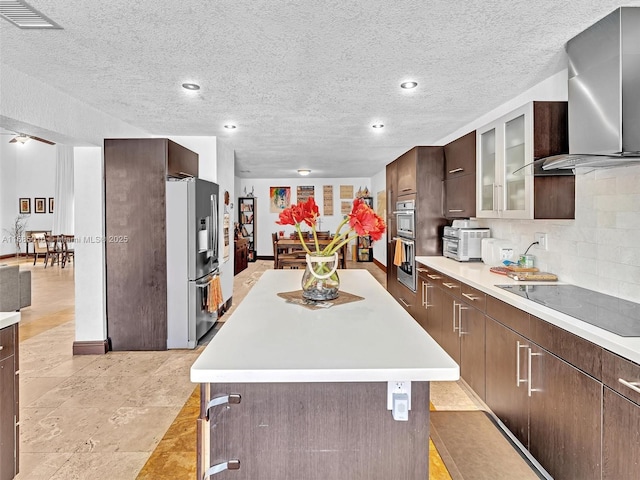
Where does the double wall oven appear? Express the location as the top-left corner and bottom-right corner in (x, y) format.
(394, 199), (416, 292)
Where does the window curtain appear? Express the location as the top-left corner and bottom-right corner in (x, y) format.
(52, 145), (74, 235)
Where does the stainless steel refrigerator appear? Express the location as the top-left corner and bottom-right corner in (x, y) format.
(166, 178), (219, 349)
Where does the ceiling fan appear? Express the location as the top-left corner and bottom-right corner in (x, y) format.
(0, 131), (55, 145)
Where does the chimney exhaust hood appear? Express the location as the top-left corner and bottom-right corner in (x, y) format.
(542, 7), (640, 173)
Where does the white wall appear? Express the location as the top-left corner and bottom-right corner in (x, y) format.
(74, 147), (107, 341)
(238, 177), (371, 258)
(0, 140), (56, 255)
(216, 139), (235, 304)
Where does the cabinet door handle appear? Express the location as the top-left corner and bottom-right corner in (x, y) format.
(427, 274), (441, 280)
(399, 298), (411, 308)
(516, 341), (528, 387)
(0, 345), (3, 351)
(401, 187), (412, 192)
(618, 378), (640, 394)
(442, 282), (458, 289)
(457, 303), (468, 337)
(421, 281), (427, 307)
(205, 459), (241, 476)
(461, 293), (480, 301)
(448, 209), (464, 213)
(527, 348), (542, 397)
(452, 301), (459, 332)
(448, 167), (464, 174)
(416, 267), (429, 273)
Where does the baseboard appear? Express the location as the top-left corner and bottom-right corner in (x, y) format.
(256, 255), (274, 261)
(218, 296), (233, 319)
(373, 258), (386, 273)
(0, 253), (28, 260)
(72, 339), (109, 355)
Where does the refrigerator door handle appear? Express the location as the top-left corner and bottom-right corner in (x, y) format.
(210, 193), (219, 261)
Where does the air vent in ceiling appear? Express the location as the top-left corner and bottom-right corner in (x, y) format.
(0, 0), (62, 29)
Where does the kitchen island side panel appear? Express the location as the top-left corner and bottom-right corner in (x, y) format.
(204, 381), (430, 480)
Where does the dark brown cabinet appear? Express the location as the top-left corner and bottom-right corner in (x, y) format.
(0, 323), (18, 480)
(485, 316), (531, 448)
(396, 148), (417, 196)
(528, 344), (602, 480)
(458, 298), (486, 401)
(234, 239), (248, 275)
(444, 131), (476, 218)
(602, 350), (640, 479)
(104, 138), (199, 350)
(385, 147), (446, 306)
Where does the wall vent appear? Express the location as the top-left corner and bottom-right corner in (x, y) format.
(0, 0), (62, 29)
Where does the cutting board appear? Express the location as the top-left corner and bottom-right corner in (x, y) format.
(490, 266), (538, 275)
(506, 271), (558, 281)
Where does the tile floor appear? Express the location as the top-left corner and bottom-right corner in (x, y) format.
(7, 256), (480, 479)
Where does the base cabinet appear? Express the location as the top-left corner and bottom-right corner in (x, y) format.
(485, 317), (530, 448)
(528, 345), (602, 480)
(602, 388), (640, 479)
(199, 382), (431, 480)
(0, 323), (18, 480)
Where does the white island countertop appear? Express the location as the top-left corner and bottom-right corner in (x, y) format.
(0, 311), (20, 330)
(416, 256), (640, 365)
(191, 269), (459, 384)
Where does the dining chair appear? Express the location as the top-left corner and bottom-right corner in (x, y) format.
(61, 235), (75, 268)
(315, 230), (331, 240)
(31, 233), (48, 265)
(44, 234), (62, 268)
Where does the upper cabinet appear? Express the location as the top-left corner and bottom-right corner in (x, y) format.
(444, 131), (476, 218)
(476, 101), (574, 219)
(396, 148), (418, 196)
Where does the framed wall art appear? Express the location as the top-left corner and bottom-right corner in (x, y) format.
(49, 197), (54, 213)
(19, 198), (31, 214)
(34, 197), (46, 214)
(270, 186), (291, 213)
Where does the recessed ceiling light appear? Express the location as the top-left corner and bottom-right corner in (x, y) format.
(400, 81), (418, 89)
(297, 169), (311, 176)
(372, 124), (384, 129)
(181, 83), (200, 91)
(224, 124), (237, 129)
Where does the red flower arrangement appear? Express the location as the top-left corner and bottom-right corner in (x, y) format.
(276, 197), (386, 256)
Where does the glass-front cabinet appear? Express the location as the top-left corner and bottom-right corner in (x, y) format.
(476, 103), (534, 219)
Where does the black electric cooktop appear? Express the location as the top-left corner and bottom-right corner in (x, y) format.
(497, 284), (640, 337)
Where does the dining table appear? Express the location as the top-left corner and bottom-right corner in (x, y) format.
(274, 237), (347, 269)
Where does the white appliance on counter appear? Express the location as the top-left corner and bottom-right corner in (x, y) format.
(481, 238), (516, 265)
(166, 178), (219, 349)
(442, 219), (490, 262)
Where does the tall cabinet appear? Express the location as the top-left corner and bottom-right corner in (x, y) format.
(104, 138), (198, 351)
(238, 197), (256, 262)
(476, 101), (575, 219)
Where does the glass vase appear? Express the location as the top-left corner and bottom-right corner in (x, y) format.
(301, 253), (340, 301)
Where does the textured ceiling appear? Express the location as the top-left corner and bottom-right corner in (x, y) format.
(2, 0), (639, 178)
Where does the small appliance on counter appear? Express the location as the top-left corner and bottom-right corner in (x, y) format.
(443, 219), (491, 262)
(481, 238), (516, 265)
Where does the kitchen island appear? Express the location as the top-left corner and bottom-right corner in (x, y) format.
(191, 269), (458, 480)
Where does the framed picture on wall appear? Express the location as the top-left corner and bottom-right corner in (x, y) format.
(34, 197), (46, 214)
(48, 197), (54, 213)
(19, 198), (31, 214)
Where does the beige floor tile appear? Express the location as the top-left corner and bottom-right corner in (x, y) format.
(122, 375), (197, 408)
(20, 376), (70, 408)
(20, 405), (114, 453)
(16, 452), (73, 480)
(74, 406), (181, 453)
(430, 380), (485, 411)
(48, 452), (149, 480)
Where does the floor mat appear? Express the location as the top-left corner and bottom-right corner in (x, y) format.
(430, 411), (544, 480)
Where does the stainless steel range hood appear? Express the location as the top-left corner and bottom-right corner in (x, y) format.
(542, 7), (640, 173)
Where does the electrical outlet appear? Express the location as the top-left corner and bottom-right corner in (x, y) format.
(534, 232), (548, 250)
(387, 381), (412, 410)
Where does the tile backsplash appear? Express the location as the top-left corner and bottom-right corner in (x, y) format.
(478, 164), (640, 303)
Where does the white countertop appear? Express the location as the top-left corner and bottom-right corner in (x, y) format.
(0, 311), (20, 330)
(416, 256), (640, 365)
(191, 269), (459, 383)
